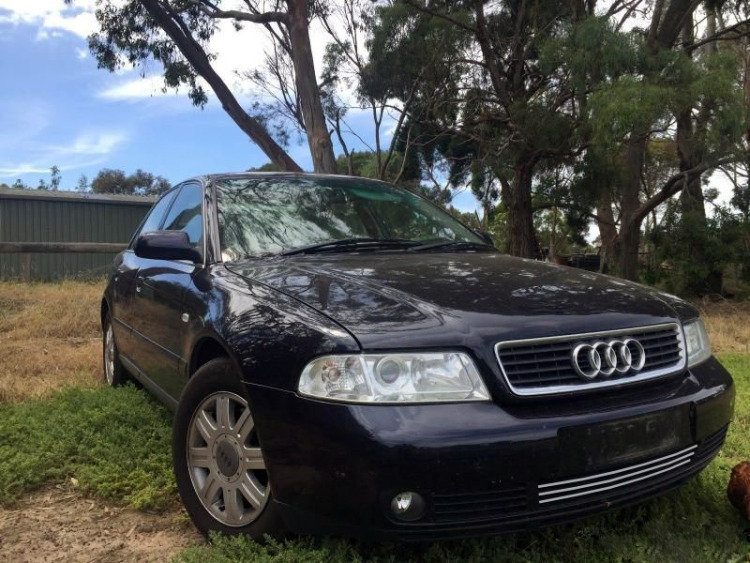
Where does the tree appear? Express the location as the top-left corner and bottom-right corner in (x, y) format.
(50, 165), (61, 191)
(370, 0), (586, 258)
(544, 4), (748, 283)
(76, 174), (89, 192)
(91, 168), (172, 195)
(80, 0), (336, 173)
(91, 169), (130, 195)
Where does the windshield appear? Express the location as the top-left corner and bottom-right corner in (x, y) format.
(215, 176), (485, 259)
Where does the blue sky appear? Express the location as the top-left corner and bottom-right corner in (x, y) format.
(0, 1), (481, 212)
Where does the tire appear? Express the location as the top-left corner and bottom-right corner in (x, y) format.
(172, 358), (286, 540)
(103, 314), (127, 387)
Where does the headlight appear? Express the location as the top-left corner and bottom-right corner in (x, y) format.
(298, 352), (490, 404)
(683, 318), (712, 367)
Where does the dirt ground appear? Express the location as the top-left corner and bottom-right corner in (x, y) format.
(0, 487), (201, 562)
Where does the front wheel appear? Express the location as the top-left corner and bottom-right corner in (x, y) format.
(172, 358), (286, 540)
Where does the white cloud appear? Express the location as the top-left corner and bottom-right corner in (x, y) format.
(98, 76), (181, 100)
(0, 131), (129, 178)
(0, 0), (98, 38)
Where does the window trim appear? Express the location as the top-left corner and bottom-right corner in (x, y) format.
(159, 181), (206, 264)
(127, 186), (180, 250)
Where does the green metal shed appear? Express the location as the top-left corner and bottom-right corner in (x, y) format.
(0, 187), (155, 281)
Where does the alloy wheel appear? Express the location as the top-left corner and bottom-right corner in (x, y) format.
(186, 391), (269, 527)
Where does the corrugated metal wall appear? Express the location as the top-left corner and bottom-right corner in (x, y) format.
(0, 192), (153, 280)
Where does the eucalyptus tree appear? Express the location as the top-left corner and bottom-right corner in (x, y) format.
(559, 3), (749, 283)
(366, 0), (591, 258)
(75, 0), (336, 173)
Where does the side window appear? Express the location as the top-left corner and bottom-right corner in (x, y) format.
(161, 183), (204, 251)
(131, 189), (177, 246)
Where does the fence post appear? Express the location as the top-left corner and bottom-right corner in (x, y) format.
(22, 253), (31, 283)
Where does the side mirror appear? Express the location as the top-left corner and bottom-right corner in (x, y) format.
(134, 231), (202, 263)
(473, 229), (495, 247)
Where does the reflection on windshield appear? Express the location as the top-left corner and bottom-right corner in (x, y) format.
(215, 176), (483, 258)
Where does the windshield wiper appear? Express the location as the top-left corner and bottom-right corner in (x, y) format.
(408, 240), (495, 252)
(281, 238), (420, 256)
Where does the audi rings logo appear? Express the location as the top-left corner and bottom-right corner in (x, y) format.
(571, 339), (646, 380)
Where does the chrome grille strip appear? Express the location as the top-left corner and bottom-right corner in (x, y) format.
(539, 452), (696, 498)
(495, 323), (686, 396)
(538, 452), (695, 504)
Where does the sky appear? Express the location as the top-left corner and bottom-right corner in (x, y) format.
(0, 1), (482, 212)
(0, 1), (735, 218)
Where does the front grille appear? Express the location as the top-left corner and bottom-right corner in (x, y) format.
(495, 323), (686, 396)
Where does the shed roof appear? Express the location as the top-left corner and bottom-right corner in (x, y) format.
(0, 187), (156, 206)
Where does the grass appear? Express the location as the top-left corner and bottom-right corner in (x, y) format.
(700, 300), (750, 356)
(0, 281), (104, 402)
(0, 384), (176, 510)
(0, 282), (748, 561)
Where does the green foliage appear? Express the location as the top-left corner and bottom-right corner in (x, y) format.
(50, 165), (61, 191)
(76, 174), (89, 192)
(88, 1), (210, 107)
(648, 196), (750, 296)
(91, 168), (171, 196)
(0, 385), (176, 510)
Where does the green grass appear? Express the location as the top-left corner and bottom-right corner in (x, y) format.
(0, 357), (747, 562)
(0, 384), (176, 510)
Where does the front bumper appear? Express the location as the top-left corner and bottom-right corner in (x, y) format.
(245, 357), (734, 541)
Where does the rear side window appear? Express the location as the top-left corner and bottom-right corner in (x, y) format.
(131, 189), (177, 246)
(162, 183), (204, 251)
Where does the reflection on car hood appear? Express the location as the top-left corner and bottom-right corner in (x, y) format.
(227, 252), (688, 349)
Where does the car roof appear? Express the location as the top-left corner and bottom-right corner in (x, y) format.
(192, 171), (393, 186)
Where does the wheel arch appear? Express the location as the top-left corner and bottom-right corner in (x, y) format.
(100, 297), (110, 330)
(188, 332), (244, 381)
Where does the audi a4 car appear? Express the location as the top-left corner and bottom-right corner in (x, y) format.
(102, 173), (734, 541)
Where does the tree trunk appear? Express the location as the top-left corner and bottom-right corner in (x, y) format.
(596, 189), (618, 274)
(616, 219), (641, 281)
(504, 160), (538, 258)
(140, 0), (302, 172)
(287, 0), (337, 174)
(614, 135), (647, 280)
(675, 16), (718, 295)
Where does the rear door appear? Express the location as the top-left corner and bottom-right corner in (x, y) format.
(129, 182), (205, 400)
(111, 189), (178, 361)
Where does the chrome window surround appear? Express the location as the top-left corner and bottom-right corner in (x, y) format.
(494, 323), (687, 397)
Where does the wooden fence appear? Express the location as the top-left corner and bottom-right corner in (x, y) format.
(0, 243), (128, 282)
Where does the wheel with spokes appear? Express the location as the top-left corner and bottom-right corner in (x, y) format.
(102, 314), (127, 387)
(173, 358), (286, 539)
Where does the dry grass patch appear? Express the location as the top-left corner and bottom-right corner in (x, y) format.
(699, 299), (750, 356)
(0, 281), (104, 402)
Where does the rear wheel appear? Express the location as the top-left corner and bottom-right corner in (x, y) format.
(173, 358), (286, 540)
(102, 314), (127, 387)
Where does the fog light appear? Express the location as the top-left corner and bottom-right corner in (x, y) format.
(390, 491), (425, 522)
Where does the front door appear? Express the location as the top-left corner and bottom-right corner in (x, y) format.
(129, 182), (205, 401)
(111, 189), (179, 362)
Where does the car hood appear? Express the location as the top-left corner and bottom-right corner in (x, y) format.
(227, 252), (690, 350)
